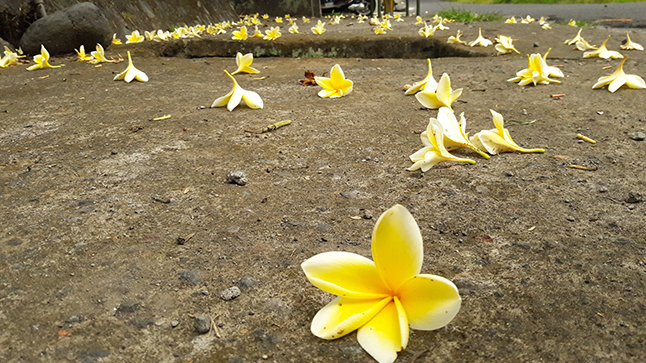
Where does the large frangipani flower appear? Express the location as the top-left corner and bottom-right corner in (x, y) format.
(315, 64), (353, 98)
(26, 45), (62, 71)
(426, 107), (490, 159)
(409, 118), (476, 171)
(232, 26), (248, 40)
(302, 204), (461, 363)
(621, 32), (643, 51)
(405, 59), (438, 95)
(415, 73), (463, 111)
(113, 51), (148, 83)
(312, 20), (326, 34)
(126, 30), (144, 44)
(231, 52), (259, 75)
(468, 28), (492, 47)
(447, 30), (467, 45)
(263, 27), (281, 40)
(508, 53), (560, 86)
(495, 35), (520, 55)
(592, 56), (646, 92)
(470, 110), (545, 155)
(211, 70), (263, 111)
(584, 36), (623, 59)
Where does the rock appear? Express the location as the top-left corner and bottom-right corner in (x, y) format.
(178, 270), (202, 285)
(625, 192), (643, 204)
(194, 314), (211, 334)
(171, 320), (180, 328)
(226, 171), (248, 186)
(0, 37), (12, 52)
(362, 209), (373, 219)
(116, 300), (141, 314)
(220, 286), (241, 301)
(629, 131), (645, 141)
(19, 3), (113, 56)
(340, 190), (369, 199)
(238, 274), (260, 288)
(5, 238), (22, 246)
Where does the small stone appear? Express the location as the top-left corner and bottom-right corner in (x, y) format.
(171, 320), (179, 328)
(75, 242), (87, 248)
(220, 286), (241, 301)
(226, 171), (248, 186)
(66, 315), (83, 324)
(504, 171), (514, 177)
(152, 196), (171, 204)
(625, 192), (643, 204)
(340, 190), (369, 199)
(629, 131), (645, 141)
(533, 42), (539, 47)
(194, 314), (211, 334)
(262, 355), (269, 360)
(598, 186), (608, 193)
(117, 300), (141, 314)
(362, 209), (373, 219)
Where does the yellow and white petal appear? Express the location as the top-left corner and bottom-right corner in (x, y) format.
(241, 90), (263, 109)
(356, 299), (408, 363)
(329, 64), (353, 95)
(625, 73), (646, 89)
(397, 274), (461, 330)
(415, 90), (444, 109)
(301, 251), (390, 299)
(211, 93), (232, 108)
(371, 205), (423, 292)
(311, 296), (392, 340)
(227, 85), (244, 111)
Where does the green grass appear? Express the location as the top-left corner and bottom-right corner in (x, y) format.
(437, 8), (503, 22)
(446, 0), (641, 4)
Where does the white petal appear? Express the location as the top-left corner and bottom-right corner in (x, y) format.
(242, 90), (263, 109)
(398, 274), (461, 330)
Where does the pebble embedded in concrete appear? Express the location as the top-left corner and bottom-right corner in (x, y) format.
(194, 314), (211, 334)
(220, 286), (241, 301)
(226, 171), (248, 186)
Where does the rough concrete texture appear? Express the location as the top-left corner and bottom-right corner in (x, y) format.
(19, 2), (112, 56)
(1, 20), (646, 363)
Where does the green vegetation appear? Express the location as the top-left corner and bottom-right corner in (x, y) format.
(437, 8), (503, 22)
(446, 0), (640, 4)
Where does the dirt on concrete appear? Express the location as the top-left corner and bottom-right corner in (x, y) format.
(1, 20), (645, 363)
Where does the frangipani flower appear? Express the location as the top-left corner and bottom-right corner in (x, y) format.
(505, 17), (517, 24)
(621, 32), (643, 51)
(88, 44), (119, 64)
(542, 48), (564, 78)
(468, 28), (492, 47)
(583, 35), (623, 59)
(288, 23), (300, 34)
(263, 27), (281, 40)
(252, 26), (263, 37)
(568, 19), (577, 26)
(275, 17), (283, 23)
(153, 29), (171, 41)
(75, 45), (93, 61)
(232, 26), (248, 40)
(521, 15), (535, 24)
(508, 53), (560, 86)
(231, 52), (259, 75)
(211, 70), (263, 111)
(495, 35), (520, 55)
(415, 73), (462, 111)
(315, 64), (353, 98)
(409, 118), (476, 171)
(381, 19), (393, 31)
(565, 28), (591, 46)
(435, 19), (449, 30)
(374, 26), (386, 35)
(144, 30), (155, 41)
(26, 45), (62, 71)
(415, 16), (423, 25)
(302, 16), (311, 23)
(575, 39), (596, 51)
(592, 56), (646, 92)
(111, 33), (122, 45)
(405, 59), (438, 95)
(302, 204), (461, 363)
(418, 23), (435, 38)
(113, 51), (148, 83)
(394, 14), (404, 22)
(470, 110), (545, 154)
(0, 46), (24, 68)
(541, 22), (552, 30)
(126, 30), (144, 43)
(428, 107), (490, 159)
(447, 30), (467, 45)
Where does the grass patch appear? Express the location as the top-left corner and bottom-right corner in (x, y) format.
(446, 0), (640, 4)
(437, 8), (503, 22)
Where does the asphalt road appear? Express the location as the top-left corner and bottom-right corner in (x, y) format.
(402, 0), (646, 28)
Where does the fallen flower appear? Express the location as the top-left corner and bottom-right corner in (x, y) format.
(89, 44), (119, 64)
(315, 64), (353, 98)
(415, 73), (462, 111)
(468, 28), (492, 47)
(575, 39), (597, 51)
(289, 23), (300, 34)
(374, 26), (386, 35)
(153, 29), (171, 42)
(505, 17), (517, 24)
(312, 20), (326, 35)
(583, 35), (623, 59)
(252, 26), (263, 37)
(232, 25), (248, 40)
(565, 28), (592, 46)
(144, 30), (155, 41)
(521, 15), (535, 24)
(542, 48), (564, 78)
(302, 204), (461, 363)
(568, 19), (577, 26)
(424, 107), (490, 159)
(74, 45), (93, 61)
(591, 56), (646, 92)
(415, 15), (424, 25)
(410, 117), (476, 171)
(26, 45), (62, 71)
(470, 110), (546, 154)
(302, 16), (311, 23)
(113, 51), (148, 83)
(620, 32), (644, 51)
(263, 27), (282, 40)
(418, 23), (435, 38)
(495, 35), (520, 55)
(447, 30), (467, 45)
(0, 46), (25, 67)
(211, 70), (263, 111)
(126, 30), (145, 43)
(541, 22), (552, 30)
(231, 52), (259, 75)
(508, 53), (560, 86)
(111, 33), (122, 45)
(405, 58), (438, 95)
